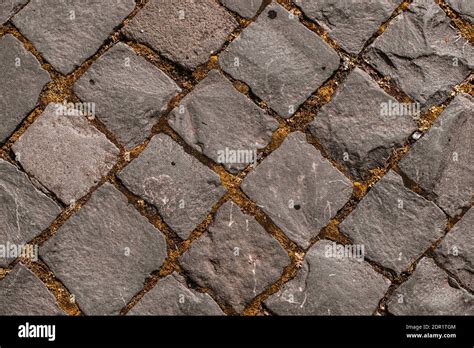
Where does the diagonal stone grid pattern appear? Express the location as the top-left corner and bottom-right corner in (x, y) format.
(0, 0), (472, 316)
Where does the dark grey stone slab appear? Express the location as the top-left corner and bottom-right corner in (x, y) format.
(41, 183), (168, 315)
(220, 0), (263, 18)
(0, 0), (28, 24)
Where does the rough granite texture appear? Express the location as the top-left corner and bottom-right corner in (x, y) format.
(40, 183), (167, 315)
(387, 257), (474, 315)
(180, 201), (290, 312)
(220, 2), (340, 117)
(265, 240), (390, 315)
(75, 42), (181, 149)
(168, 70), (278, 173)
(220, 0), (263, 18)
(363, 0), (473, 108)
(340, 171), (447, 274)
(309, 67), (417, 181)
(12, 103), (119, 205)
(0, 0), (28, 25)
(128, 273), (224, 315)
(12, 0), (135, 75)
(298, 0), (400, 54)
(0, 34), (51, 143)
(118, 134), (226, 240)
(123, 0), (238, 69)
(242, 132), (353, 249)
(398, 94), (473, 217)
(0, 159), (60, 267)
(0, 264), (64, 315)
(434, 208), (473, 291)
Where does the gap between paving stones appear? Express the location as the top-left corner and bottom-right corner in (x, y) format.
(0, 0), (472, 316)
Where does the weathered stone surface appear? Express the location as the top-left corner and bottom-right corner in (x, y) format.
(12, 103), (119, 205)
(118, 134), (226, 240)
(398, 94), (473, 217)
(0, 159), (60, 267)
(180, 201), (289, 312)
(168, 70), (278, 173)
(434, 209), (473, 291)
(265, 240), (390, 315)
(0, 34), (50, 143)
(299, 0), (400, 54)
(123, 0), (237, 70)
(128, 273), (224, 315)
(363, 0), (473, 108)
(12, 0), (135, 75)
(75, 43), (181, 149)
(0, 264), (64, 315)
(220, 3), (340, 118)
(220, 0), (263, 18)
(445, 0), (474, 22)
(309, 68), (416, 181)
(0, 0), (27, 24)
(241, 132), (352, 249)
(387, 257), (474, 315)
(340, 171), (446, 273)
(41, 183), (167, 315)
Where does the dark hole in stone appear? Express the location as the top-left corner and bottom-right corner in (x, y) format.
(321, 66), (326, 70)
(89, 79), (95, 85)
(171, 161), (176, 166)
(268, 10), (277, 19)
(294, 204), (301, 210)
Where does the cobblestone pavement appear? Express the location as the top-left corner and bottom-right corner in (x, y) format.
(0, 0), (472, 316)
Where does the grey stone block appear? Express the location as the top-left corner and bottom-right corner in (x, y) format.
(12, 103), (119, 205)
(118, 133), (226, 240)
(75, 42), (181, 149)
(434, 208), (473, 291)
(0, 0), (28, 24)
(168, 70), (278, 173)
(398, 94), (473, 217)
(220, 0), (263, 18)
(298, 0), (400, 54)
(128, 273), (224, 315)
(219, 3), (340, 117)
(123, 0), (238, 70)
(0, 34), (50, 143)
(265, 240), (390, 315)
(309, 67), (417, 181)
(445, 0), (474, 22)
(0, 264), (64, 315)
(12, 0), (135, 74)
(180, 201), (289, 312)
(340, 171), (447, 274)
(363, 0), (473, 108)
(241, 132), (353, 249)
(387, 257), (474, 315)
(41, 183), (168, 315)
(0, 159), (60, 267)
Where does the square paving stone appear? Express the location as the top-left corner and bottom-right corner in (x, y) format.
(122, 0), (238, 70)
(12, 103), (119, 205)
(309, 67), (417, 181)
(12, 0), (135, 74)
(340, 171), (447, 274)
(241, 132), (353, 249)
(398, 94), (473, 217)
(74, 42), (181, 149)
(128, 273), (224, 315)
(387, 257), (473, 315)
(40, 183), (168, 315)
(180, 201), (290, 312)
(0, 34), (51, 143)
(434, 208), (473, 291)
(168, 70), (278, 173)
(118, 133), (226, 240)
(219, 2), (340, 118)
(445, 0), (474, 22)
(363, 0), (473, 108)
(0, 264), (64, 315)
(0, 0), (28, 24)
(265, 240), (390, 315)
(220, 0), (263, 18)
(298, 0), (400, 54)
(0, 159), (60, 267)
